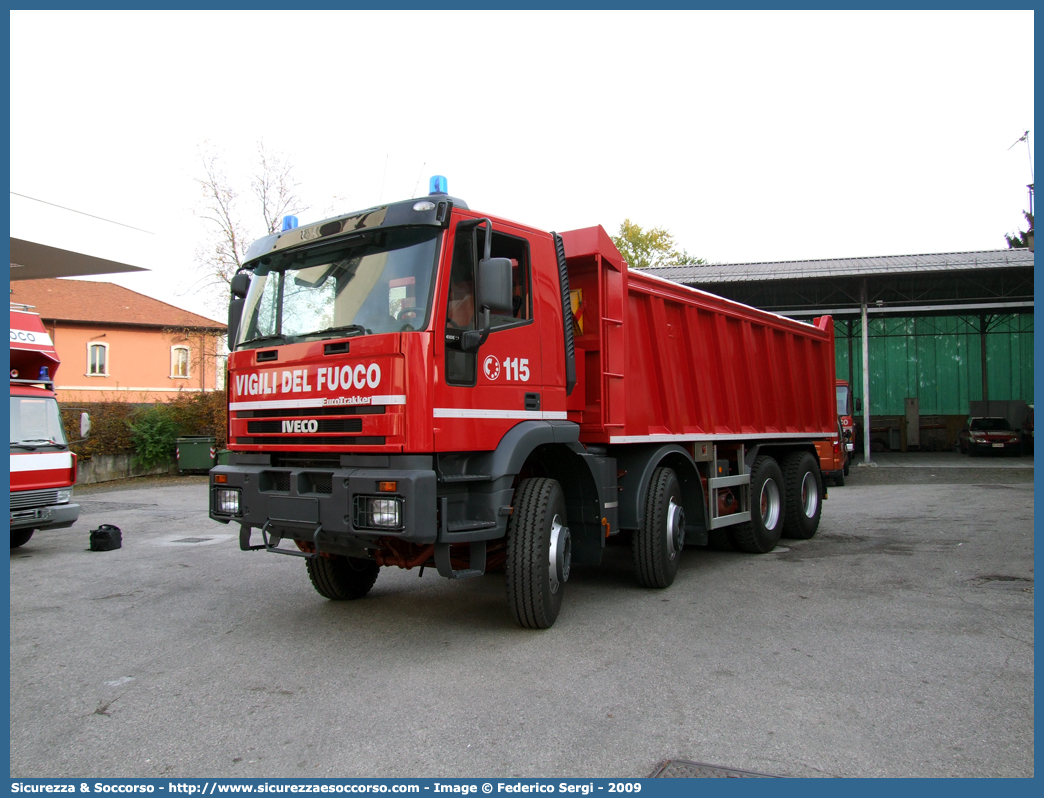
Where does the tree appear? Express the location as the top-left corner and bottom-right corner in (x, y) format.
(192, 141), (306, 307)
(610, 219), (705, 269)
(1005, 209), (1034, 249)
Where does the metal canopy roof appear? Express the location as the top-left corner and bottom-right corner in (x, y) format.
(9, 238), (148, 280)
(646, 249), (1034, 284)
(647, 249), (1034, 318)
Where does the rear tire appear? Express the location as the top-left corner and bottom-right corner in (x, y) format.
(306, 554), (379, 600)
(633, 467), (684, 588)
(730, 455), (784, 553)
(10, 529), (34, 549)
(782, 451), (823, 540)
(833, 471), (845, 487)
(506, 478), (570, 629)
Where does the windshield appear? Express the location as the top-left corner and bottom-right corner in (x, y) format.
(237, 227), (441, 348)
(971, 418), (1011, 432)
(836, 385), (851, 416)
(10, 395), (68, 447)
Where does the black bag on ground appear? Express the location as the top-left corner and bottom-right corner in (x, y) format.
(89, 525), (122, 551)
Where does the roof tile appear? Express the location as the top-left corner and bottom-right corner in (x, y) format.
(10, 279), (225, 330)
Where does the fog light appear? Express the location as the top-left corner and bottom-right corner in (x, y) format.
(214, 488), (241, 516)
(353, 495), (404, 530)
(56, 488), (72, 504)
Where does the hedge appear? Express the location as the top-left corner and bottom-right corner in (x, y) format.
(60, 390), (227, 461)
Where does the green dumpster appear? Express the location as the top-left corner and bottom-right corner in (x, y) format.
(216, 448), (232, 466)
(176, 436), (217, 473)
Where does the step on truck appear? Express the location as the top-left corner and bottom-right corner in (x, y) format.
(10, 303), (89, 548)
(210, 177), (838, 628)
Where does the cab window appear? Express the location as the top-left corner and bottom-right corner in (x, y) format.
(444, 225), (533, 386)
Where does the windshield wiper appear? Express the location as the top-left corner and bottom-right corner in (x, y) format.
(240, 333), (288, 346)
(11, 439), (66, 449)
(309, 324), (368, 339)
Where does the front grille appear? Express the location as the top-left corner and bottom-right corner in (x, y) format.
(236, 406), (385, 418)
(10, 489), (59, 510)
(247, 419), (364, 434)
(237, 436), (385, 446)
(271, 454), (341, 469)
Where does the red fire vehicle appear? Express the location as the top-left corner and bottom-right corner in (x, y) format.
(10, 304), (88, 548)
(209, 178), (838, 628)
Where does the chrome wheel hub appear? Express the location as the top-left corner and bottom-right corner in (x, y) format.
(548, 514), (571, 594)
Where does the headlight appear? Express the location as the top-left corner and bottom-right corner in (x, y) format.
(214, 488), (242, 516)
(353, 495), (404, 530)
(56, 488), (72, 504)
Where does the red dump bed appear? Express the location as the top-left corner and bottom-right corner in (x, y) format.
(560, 226), (837, 445)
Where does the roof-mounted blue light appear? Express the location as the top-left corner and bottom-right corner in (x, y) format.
(282, 215), (299, 232)
(429, 175), (448, 195)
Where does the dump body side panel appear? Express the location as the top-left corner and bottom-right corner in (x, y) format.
(560, 227), (836, 445)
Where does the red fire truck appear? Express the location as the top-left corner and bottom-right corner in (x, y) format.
(10, 303), (88, 548)
(209, 178), (838, 628)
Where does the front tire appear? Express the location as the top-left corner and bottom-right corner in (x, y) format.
(782, 451), (823, 540)
(633, 467), (684, 588)
(506, 478), (570, 629)
(10, 529), (34, 549)
(306, 554), (379, 600)
(730, 455), (785, 553)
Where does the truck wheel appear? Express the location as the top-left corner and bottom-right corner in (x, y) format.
(10, 529), (34, 549)
(506, 478), (570, 629)
(306, 554), (379, 600)
(633, 467), (684, 588)
(833, 471), (845, 487)
(843, 453), (850, 477)
(782, 451), (823, 540)
(729, 455), (784, 553)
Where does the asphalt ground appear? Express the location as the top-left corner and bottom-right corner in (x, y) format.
(9, 456), (1034, 778)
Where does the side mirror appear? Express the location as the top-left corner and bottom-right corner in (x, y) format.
(80, 412), (91, 439)
(855, 398), (862, 412)
(457, 257), (514, 353)
(228, 272), (251, 349)
(231, 272), (250, 299)
(477, 257), (513, 315)
(228, 298), (245, 350)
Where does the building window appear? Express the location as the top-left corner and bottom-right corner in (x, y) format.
(171, 346), (190, 379)
(87, 342), (108, 376)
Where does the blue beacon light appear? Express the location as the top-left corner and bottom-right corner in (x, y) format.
(282, 215), (299, 232)
(429, 175), (448, 195)
(39, 366), (50, 381)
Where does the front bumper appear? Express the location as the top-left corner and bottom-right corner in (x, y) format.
(969, 439), (1021, 454)
(10, 502), (80, 531)
(209, 456), (437, 550)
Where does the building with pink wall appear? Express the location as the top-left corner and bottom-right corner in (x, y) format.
(10, 279), (226, 403)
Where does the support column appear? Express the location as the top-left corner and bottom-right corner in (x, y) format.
(979, 313), (989, 405)
(861, 280), (871, 465)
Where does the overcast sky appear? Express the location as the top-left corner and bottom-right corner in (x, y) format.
(10, 10), (1035, 322)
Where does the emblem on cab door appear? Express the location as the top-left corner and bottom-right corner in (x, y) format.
(483, 355), (501, 381)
